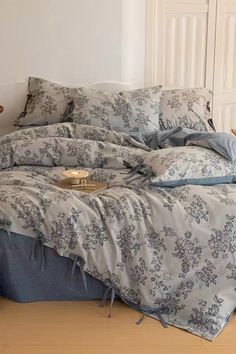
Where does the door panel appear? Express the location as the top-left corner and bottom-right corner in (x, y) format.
(146, 0), (216, 89)
(213, 0), (236, 131)
(165, 13), (207, 87)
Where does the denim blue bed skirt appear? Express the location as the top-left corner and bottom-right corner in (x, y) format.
(0, 229), (112, 303)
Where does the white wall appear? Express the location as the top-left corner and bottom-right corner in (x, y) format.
(121, 0), (146, 87)
(0, 0), (146, 135)
(0, 0), (145, 85)
(0, 0), (122, 84)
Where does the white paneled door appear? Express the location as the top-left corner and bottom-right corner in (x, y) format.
(213, 0), (236, 132)
(146, 0), (236, 132)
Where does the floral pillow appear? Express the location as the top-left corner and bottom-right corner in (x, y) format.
(70, 86), (162, 133)
(14, 77), (74, 127)
(159, 88), (214, 132)
(141, 146), (236, 187)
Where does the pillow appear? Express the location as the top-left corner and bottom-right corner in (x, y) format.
(14, 77), (74, 127)
(159, 88), (214, 132)
(141, 146), (236, 187)
(70, 86), (162, 133)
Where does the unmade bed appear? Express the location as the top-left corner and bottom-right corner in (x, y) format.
(1, 78), (236, 341)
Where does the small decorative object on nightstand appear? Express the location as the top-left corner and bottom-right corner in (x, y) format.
(0, 105), (4, 113)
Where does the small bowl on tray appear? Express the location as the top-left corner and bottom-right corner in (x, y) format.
(62, 170), (90, 185)
(55, 169), (108, 193)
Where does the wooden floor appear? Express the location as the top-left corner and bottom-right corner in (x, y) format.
(0, 298), (235, 354)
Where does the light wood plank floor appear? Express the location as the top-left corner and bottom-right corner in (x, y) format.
(0, 298), (235, 354)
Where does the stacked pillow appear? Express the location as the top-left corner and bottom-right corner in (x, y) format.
(70, 86), (162, 133)
(15, 77), (214, 133)
(15, 77), (162, 133)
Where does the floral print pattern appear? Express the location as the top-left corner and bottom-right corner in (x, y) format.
(70, 86), (162, 133)
(141, 146), (236, 187)
(14, 77), (74, 127)
(1, 123), (236, 340)
(159, 88), (214, 132)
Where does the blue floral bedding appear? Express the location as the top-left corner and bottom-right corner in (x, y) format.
(1, 123), (236, 340)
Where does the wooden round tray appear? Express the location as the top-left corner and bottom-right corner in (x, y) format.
(55, 178), (108, 193)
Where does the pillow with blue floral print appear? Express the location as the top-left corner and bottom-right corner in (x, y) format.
(141, 145), (236, 187)
(70, 86), (162, 133)
(159, 88), (214, 132)
(14, 77), (74, 127)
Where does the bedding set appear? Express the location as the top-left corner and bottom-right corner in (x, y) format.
(1, 77), (236, 340)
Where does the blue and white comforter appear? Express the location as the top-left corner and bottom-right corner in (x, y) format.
(1, 123), (236, 340)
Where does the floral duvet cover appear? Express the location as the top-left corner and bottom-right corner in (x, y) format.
(1, 123), (236, 340)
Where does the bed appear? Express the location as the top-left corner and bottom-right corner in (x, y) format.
(0, 80), (134, 303)
(1, 78), (236, 341)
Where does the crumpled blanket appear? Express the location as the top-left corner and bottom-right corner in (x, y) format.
(131, 126), (236, 161)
